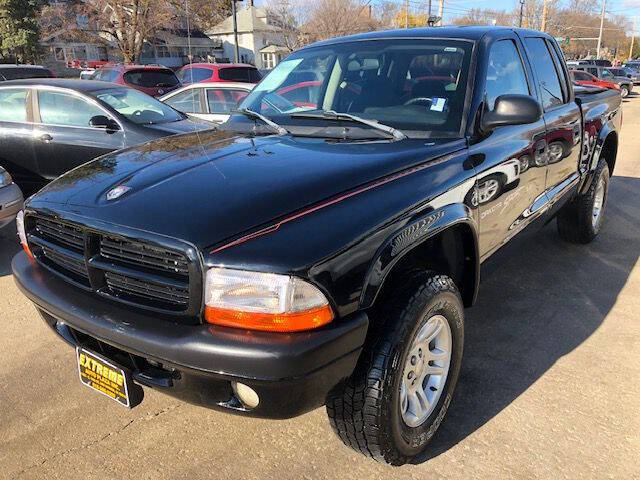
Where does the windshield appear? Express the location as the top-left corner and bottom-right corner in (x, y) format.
(93, 87), (185, 125)
(601, 69), (614, 79)
(233, 39), (473, 138)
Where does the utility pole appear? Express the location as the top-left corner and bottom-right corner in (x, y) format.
(518, 0), (525, 28)
(630, 34), (635, 61)
(438, 0), (444, 26)
(428, 0), (432, 17)
(232, 0), (239, 63)
(541, 0), (549, 32)
(405, 0), (409, 28)
(596, 0), (606, 59)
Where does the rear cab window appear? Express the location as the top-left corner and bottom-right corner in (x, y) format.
(523, 37), (565, 110)
(124, 70), (180, 88)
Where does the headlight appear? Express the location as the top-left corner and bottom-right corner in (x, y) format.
(0, 170), (11, 187)
(204, 268), (333, 332)
(16, 211), (33, 258)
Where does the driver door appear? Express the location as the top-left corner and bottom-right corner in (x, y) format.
(33, 88), (124, 180)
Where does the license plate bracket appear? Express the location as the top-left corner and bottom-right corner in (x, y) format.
(76, 347), (144, 408)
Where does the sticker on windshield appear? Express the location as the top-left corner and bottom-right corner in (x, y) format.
(430, 98), (447, 112)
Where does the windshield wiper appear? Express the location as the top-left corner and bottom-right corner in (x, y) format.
(289, 110), (407, 141)
(234, 108), (288, 135)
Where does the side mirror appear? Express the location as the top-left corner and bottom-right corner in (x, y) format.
(481, 94), (542, 133)
(89, 115), (119, 131)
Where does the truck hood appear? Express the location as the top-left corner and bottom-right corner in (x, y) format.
(31, 130), (465, 251)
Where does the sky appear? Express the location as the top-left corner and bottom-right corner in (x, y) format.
(252, 0), (640, 30)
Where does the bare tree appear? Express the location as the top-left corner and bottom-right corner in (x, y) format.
(300, 0), (380, 43)
(83, 0), (179, 63)
(264, 0), (306, 51)
(451, 8), (514, 26)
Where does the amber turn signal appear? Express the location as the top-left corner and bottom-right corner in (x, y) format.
(205, 304), (334, 332)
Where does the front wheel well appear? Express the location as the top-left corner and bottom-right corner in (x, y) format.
(372, 224), (477, 313)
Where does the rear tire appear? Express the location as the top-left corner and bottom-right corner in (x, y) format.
(557, 157), (609, 244)
(326, 271), (464, 465)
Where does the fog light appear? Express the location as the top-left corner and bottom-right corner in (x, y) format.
(232, 382), (259, 409)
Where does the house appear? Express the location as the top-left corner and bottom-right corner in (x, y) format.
(42, 28), (222, 74)
(140, 29), (223, 68)
(206, 2), (289, 70)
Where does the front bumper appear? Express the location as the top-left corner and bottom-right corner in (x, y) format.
(0, 183), (23, 229)
(12, 251), (368, 418)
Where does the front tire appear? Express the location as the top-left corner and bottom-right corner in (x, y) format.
(620, 85), (629, 98)
(557, 157), (609, 244)
(326, 272), (464, 465)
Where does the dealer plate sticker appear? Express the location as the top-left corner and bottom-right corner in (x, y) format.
(77, 347), (132, 407)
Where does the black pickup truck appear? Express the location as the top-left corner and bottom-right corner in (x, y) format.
(13, 27), (621, 465)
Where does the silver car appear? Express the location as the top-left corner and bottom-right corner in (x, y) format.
(0, 166), (23, 229)
(160, 82), (255, 124)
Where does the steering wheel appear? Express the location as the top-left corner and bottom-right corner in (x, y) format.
(404, 97), (433, 107)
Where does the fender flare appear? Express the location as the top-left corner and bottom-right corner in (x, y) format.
(359, 203), (480, 309)
(579, 120), (617, 195)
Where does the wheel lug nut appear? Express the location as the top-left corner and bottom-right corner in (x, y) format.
(411, 356), (417, 365)
(408, 371), (414, 379)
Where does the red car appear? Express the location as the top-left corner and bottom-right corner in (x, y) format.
(176, 63), (262, 85)
(570, 69), (620, 91)
(89, 64), (181, 97)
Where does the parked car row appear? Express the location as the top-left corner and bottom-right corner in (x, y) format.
(0, 165), (22, 230)
(0, 79), (213, 195)
(568, 62), (634, 97)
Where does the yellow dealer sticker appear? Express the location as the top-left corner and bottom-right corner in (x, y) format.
(76, 347), (142, 408)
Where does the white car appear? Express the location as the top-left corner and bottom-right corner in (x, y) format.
(79, 69), (96, 80)
(160, 82), (255, 124)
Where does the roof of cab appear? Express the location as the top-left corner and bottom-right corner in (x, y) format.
(305, 25), (552, 49)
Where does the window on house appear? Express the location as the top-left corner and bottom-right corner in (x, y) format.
(262, 53), (274, 69)
(54, 47), (65, 61)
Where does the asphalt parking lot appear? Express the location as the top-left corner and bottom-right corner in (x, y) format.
(1, 98), (639, 480)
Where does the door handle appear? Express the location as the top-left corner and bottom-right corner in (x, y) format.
(38, 134), (53, 143)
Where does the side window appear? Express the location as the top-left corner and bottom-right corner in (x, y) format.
(164, 89), (204, 113)
(206, 89), (247, 113)
(38, 90), (105, 127)
(588, 67), (598, 77)
(546, 40), (569, 100)
(485, 39), (530, 111)
(524, 37), (564, 110)
(0, 88), (28, 122)
(177, 68), (212, 83)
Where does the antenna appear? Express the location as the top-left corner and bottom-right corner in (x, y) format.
(185, 0), (194, 83)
